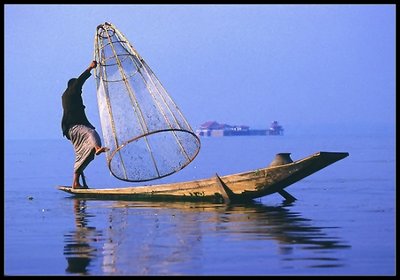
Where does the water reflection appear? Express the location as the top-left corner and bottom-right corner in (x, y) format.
(210, 203), (351, 269)
(218, 203), (350, 250)
(63, 199), (103, 275)
(63, 199), (351, 275)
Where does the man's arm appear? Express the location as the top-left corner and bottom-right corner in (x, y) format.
(76, 61), (98, 88)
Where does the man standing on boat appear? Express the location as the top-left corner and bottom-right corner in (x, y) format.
(61, 60), (109, 189)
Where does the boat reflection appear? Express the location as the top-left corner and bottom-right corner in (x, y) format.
(63, 198), (350, 275)
(215, 203), (351, 251)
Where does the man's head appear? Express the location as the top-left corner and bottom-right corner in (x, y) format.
(68, 78), (77, 88)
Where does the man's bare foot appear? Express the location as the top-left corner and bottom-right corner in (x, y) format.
(72, 183), (82, 189)
(95, 146), (109, 155)
(72, 184), (89, 189)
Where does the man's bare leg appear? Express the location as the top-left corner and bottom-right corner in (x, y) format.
(72, 172), (82, 189)
(81, 172), (89, 188)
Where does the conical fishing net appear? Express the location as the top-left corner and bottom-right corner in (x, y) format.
(93, 22), (201, 182)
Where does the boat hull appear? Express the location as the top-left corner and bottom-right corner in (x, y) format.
(58, 151), (349, 203)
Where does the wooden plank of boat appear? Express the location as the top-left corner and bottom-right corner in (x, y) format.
(58, 151), (349, 203)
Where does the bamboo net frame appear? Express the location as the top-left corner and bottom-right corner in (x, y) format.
(93, 22), (200, 182)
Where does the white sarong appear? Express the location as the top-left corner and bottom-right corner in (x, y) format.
(68, 124), (102, 173)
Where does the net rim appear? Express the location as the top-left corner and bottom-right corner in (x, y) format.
(107, 128), (201, 183)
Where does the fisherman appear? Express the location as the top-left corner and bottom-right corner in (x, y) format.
(61, 60), (109, 189)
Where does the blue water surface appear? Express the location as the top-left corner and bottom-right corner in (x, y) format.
(4, 132), (395, 276)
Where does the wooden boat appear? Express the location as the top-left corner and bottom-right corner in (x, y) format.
(58, 151), (349, 203)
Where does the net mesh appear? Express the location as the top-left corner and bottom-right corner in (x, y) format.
(93, 22), (200, 182)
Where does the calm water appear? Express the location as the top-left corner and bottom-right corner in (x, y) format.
(4, 132), (396, 276)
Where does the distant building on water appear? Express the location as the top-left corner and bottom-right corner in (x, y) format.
(268, 121), (284, 135)
(196, 121), (284, 137)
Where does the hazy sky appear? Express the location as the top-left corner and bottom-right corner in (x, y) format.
(4, 4), (395, 140)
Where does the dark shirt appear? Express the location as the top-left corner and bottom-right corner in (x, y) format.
(61, 69), (95, 139)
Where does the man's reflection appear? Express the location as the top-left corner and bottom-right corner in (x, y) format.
(63, 199), (102, 275)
